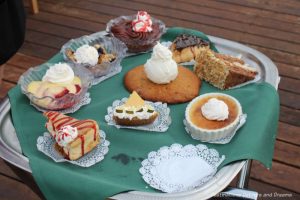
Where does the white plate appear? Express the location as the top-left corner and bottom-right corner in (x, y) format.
(37, 130), (110, 167)
(105, 98), (171, 132)
(183, 114), (247, 144)
(139, 143), (225, 193)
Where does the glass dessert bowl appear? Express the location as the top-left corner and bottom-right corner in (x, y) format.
(61, 34), (127, 78)
(18, 62), (92, 111)
(185, 93), (243, 142)
(106, 11), (166, 53)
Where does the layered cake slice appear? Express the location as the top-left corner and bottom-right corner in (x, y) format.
(194, 48), (258, 89)
(44, 111), (100, 160)
(113, 91), (158, 126)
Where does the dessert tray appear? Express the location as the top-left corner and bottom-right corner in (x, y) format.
(37, 130), (110, 167)
(0, 34), (279, 200)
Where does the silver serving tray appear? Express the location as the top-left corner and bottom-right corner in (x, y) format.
(0, 35), (279, 200)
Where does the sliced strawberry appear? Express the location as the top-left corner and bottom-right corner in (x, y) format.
(75, 84), (81, 93)
(61, 101), (75, 109)
(55, 88), (69, 98)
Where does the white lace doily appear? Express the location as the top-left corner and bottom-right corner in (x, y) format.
(184, 114), (247, 144)
(30, 92), (91, 114)
(90, 65), (122, 86)
(105, 98), (171, 132)
(37, 130), (110, 167)
(139, 143), (225, 193)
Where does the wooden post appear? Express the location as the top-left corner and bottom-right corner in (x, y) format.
(29, 0), (39, 14)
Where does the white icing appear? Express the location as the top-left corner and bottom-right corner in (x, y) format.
(55, 125), (78, 147)
(144, 42), (178, 84)
(74, 44), (99, 66)
(132, 11), (153, 32)
(113, 105), (156, 120)
(42, 62), (74, 83)
(201, 98), (229, 121)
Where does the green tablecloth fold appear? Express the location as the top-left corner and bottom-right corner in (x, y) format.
(8, 28), (279, 200)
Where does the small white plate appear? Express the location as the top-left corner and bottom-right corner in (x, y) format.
(139, 143), (225, 193)
(37, 130), (110, 167)
(105, 98), (171, 132)
(184, 114), (247, 144)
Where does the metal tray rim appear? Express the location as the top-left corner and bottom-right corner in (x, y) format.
(0, 34), (279, 199)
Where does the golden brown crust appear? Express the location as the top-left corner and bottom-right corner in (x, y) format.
(171, 44), (208, 63)
(124, 65), (201, 104)
(113, 112), (158, 126)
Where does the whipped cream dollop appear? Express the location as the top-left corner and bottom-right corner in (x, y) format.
(42, 62), (75, 83)
(55, 125), (78, 147)
(144, 42), (178, 84)
(201, 98), (229, 121)
(74, 44), (99, 66)
(132, 11), (153, 32)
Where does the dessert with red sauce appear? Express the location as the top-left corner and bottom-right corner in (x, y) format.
(106, 11), (166, 53)
(19, 62), (91, 111)
(44, 111), (100, 160)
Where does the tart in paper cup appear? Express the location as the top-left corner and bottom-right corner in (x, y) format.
(185, 93), (243, 142)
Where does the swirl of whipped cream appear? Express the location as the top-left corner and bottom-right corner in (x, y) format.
(132, 11), (152, 32)
(42, 62), (75, 83)
(144, 42), (178, 84)
(201, 98), (229, 121)
(74, 44), (99, 66)
(55, 125), (78, 147)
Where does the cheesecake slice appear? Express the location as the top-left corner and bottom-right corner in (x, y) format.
(113, 91), (158, 126)
(44, 111), (100, 160)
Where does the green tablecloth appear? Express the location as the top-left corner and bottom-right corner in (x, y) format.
(8, 28), (279, 200)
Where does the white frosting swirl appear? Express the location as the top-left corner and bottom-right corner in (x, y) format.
(132, 11), (153, 32)
(55, 125), (78, 147)
(42, 62), (74, 83)
(201, 98), (229, 121)
(144, 42), (178, 84)
(74, 44), (99, 66)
